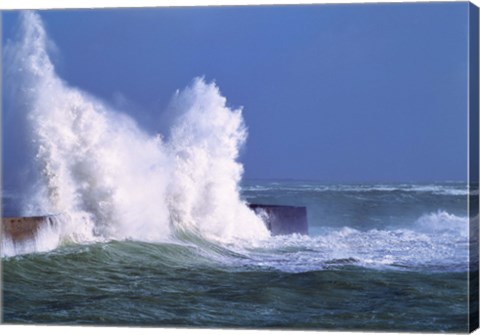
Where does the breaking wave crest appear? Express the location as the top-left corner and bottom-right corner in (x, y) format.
(3, 11), (269, 254)
(2, 210), (468, 273)
(219, 210), (468, 273)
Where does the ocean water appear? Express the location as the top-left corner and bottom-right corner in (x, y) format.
(2, 181), (471, 331)
(1, 11), (472, 332)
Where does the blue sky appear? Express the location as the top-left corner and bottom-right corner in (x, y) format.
(2, 3), (470, 182)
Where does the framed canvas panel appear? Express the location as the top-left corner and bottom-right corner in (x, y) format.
(1, 1), (479, 333)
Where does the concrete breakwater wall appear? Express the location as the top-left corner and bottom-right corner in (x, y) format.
(2, 216), (58, 243)
(2, 205), (308, 244)
(248, 204), (308, 236)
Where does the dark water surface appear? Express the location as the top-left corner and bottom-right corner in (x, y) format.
(2, 182), (471, 331)
(2, 241), (469, 331)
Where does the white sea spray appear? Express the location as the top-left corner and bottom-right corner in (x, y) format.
(3, 11), (269, 256)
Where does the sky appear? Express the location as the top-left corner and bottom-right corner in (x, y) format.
(2, 2), (470, 183)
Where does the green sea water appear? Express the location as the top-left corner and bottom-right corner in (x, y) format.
(2, 182), (473, 332)
(2, 241), (470, 331)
